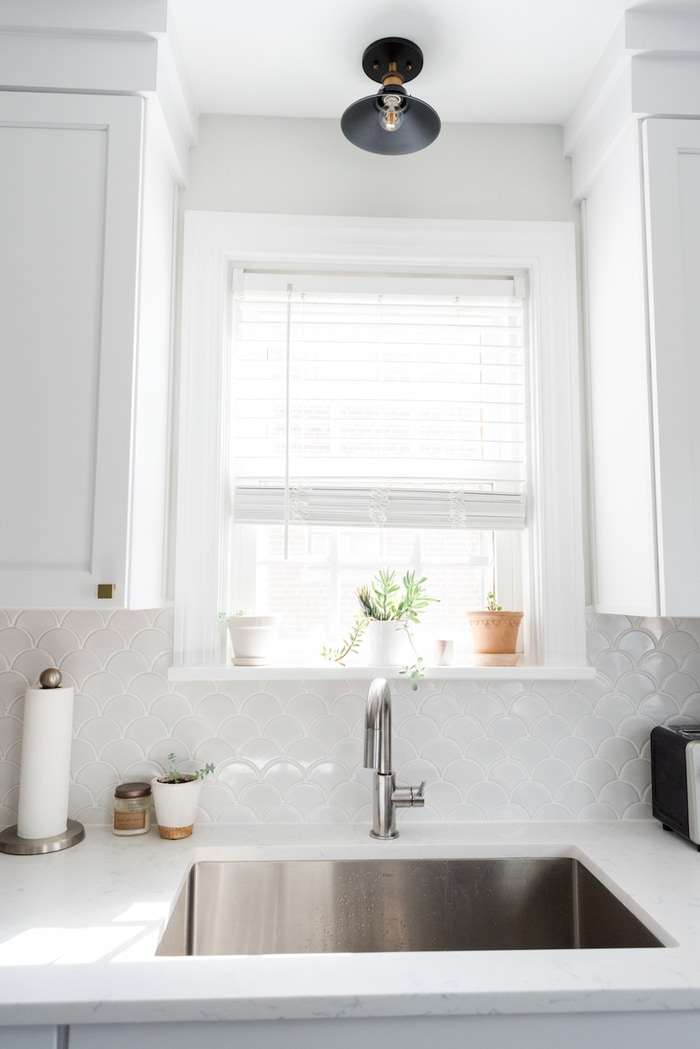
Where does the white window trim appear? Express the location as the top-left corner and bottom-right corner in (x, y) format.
(171, 212), (590, 679)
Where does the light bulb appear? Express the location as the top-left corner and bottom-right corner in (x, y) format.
(379, 94), (404, 133)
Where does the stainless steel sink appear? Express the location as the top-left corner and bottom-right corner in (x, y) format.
(156, 857), (664, 956)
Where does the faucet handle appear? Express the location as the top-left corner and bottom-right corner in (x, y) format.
(392, 780), (426, 808)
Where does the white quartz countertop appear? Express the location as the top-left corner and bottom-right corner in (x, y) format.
(1, 820), (700, 1026)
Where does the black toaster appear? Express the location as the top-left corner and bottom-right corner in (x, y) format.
(651, 724), (700, 849)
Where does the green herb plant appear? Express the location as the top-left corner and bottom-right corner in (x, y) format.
(485, 591), (502, 612)
(162, 752), (215, 783)
(321, 568), (438, 689)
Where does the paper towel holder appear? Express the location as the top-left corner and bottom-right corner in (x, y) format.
(0, 668), (85, 856)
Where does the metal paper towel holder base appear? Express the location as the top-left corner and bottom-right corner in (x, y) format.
(0, 819), (85, 856)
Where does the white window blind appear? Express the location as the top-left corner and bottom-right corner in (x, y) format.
(229, 269), (526, 532)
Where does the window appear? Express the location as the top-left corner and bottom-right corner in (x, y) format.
(173, 213), (588, 677)
(227, 270), (525, 663)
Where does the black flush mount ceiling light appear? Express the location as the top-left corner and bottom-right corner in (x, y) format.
(341, 37), (441, 156)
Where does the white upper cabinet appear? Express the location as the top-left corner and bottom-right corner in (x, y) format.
(642, 119), (700, 615)
(0, 91), (176, 608)
(584, 117), (700, 616)
(567, 11), (700, 616)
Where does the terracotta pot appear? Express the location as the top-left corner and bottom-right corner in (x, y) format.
(465, 610), (523, 666)
(151, 775), (203, 839)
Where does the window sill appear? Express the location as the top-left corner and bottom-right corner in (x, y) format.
(167, 663), (596, 683)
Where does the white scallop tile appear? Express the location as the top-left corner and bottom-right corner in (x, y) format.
(241, 692), (284, 729)
(12, 648), (57, 684)
(617, 629), (657, 660)
(284, 782), (327, 817)
(287, 737), (329, 767)
(661, 629), (700, 660)
(83, 628), (128, 662)
(465, 737), (505, 768)
(639, 650), (681, 682)
(592, 649), (636, 683)
(288, 693), (328, 728)
(554, 781), (597, 815)
(171, 716), (218, 753)
(488, 759), (528, 792)
(308, 715), (351, 748)
(575, 714), (615, 750)
(150, 693), (194, 728)
(124, 716), (169, 750)
(328, 781), (371, 817)
(552, 736), (595, 770)
(660, 671), (700, 702)
(442, 715), (486, 750)
(238, 782), (283, 816)
(531, 714), (571, 748)
(81, 671), (127, 705)
(100, 739), (148, 770)
(466, 693), (506, 727)
(509, 737), (550, 771)
(576, 758), (617, 792)
(35, 628), (80, 663)
(552, 692), (593, 725)
(419, 692), (463, 723)
(308, 761), (351, 793)
(420, 738), (463, 767)
(239, 739), (283, 769)
(487, 715), (528, 748)
(2, 607), (700, 826)
(118, 669), (163, 700)
(533, 759), (573, 792)
(596, 736), (638, 772)
(599, 779), (642, 816)
(0, 626), (35, 662)
(129, 628), (172, 665)
(103, 694), (148, 728)
(317, 804), (359, 824)
(61, 611), (106, 636)
(262, 805), (304, 824)
(398, 715), (440, 750)
(58, 650), (103, 687)
(466, 781), (509, 816)
(261, 760), (304, 792)
(443, 759), (486, 792)
(595, 692), (637, 728)
(264, 715), (305, 750)
(639, 692), (681, 720)
(0, 670), (28, 706)
(217, 760), (259, 791)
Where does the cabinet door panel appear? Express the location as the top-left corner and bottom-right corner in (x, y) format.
(0, 92), (143, 608)
(643, 118), (700, 615)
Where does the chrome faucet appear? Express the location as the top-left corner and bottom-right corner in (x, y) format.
(363, 677), (426, 838)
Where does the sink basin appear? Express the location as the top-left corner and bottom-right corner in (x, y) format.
(156, 856), (664, 956)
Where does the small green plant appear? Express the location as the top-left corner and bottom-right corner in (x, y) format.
(322, 569), (438, 688)
(485, 591), (502, 612)
(162, 752), (215, 783)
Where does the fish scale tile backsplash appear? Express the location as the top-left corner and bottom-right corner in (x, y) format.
(2, 607), (700, 827)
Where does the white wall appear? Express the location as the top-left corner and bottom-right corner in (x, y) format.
(179, 116), (578, 222)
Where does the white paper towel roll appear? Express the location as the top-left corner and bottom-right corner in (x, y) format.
(17, 685), (74, 840)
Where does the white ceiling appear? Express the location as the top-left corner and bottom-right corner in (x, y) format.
(169, 0), (699, 126)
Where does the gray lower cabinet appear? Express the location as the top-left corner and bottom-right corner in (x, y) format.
(65, 1013), (700, 1049)
(1, 1028), (63, 1049)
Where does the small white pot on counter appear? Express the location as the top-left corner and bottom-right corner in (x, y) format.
(225, 614), (278, 666)
(151, 776), (203, 839)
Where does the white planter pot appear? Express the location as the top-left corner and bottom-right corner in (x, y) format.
(362, 620), (411, 666)
(226, 615), (278, 666)
(151, 776), (203, 839)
